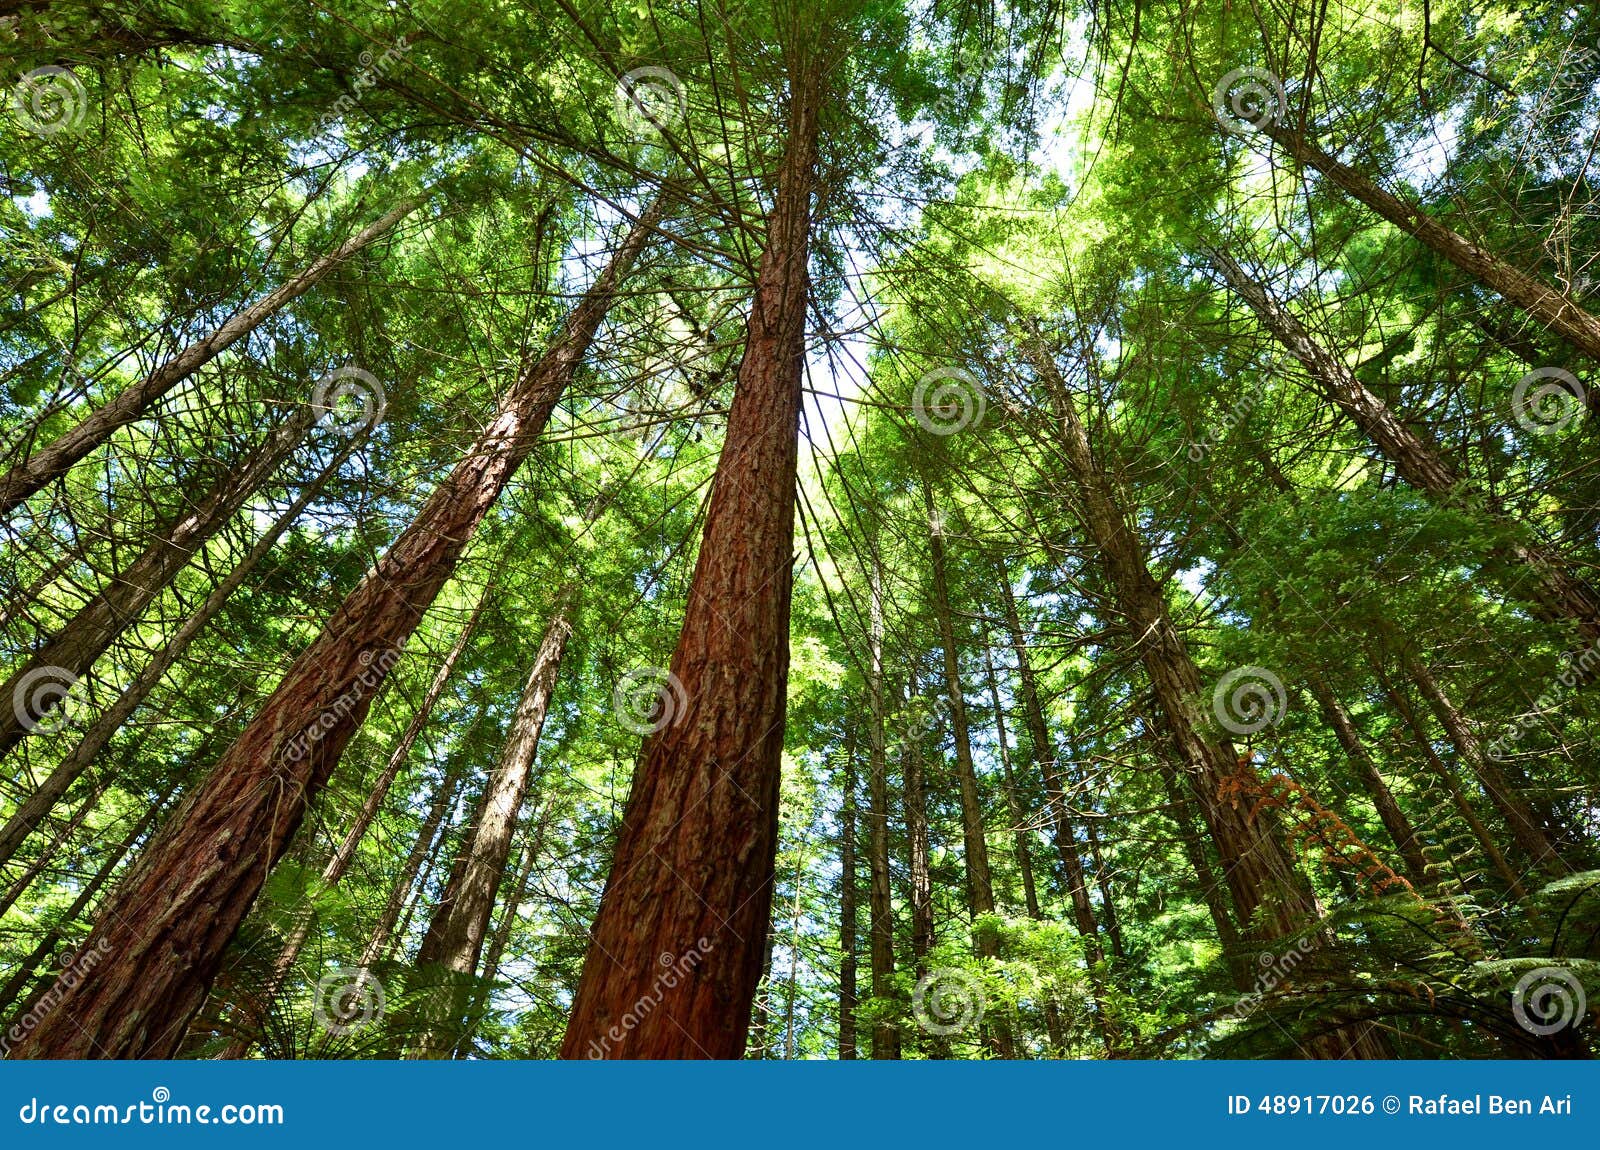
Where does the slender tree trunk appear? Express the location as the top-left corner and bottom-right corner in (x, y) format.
(0, 402), (320, 757)
(1208, 247), (1600, 649)
(0, 799), (164, 1018)
(781, 846), (805, 1060)
(409, 585), (575, 1058)
(480, 794), (555, 989)
(1157, 762), (1251, 991)
(1374, 666), (1528, 900)
(921, 484), (1001, 958)
(1261, 124), (1600, 367)
(558, 64), (819, 1061)
(359, 769), (467, 970)
(1401, 651), (1576, 876)
(1304, 674), (1431, 886)
(1024, 334), (1385, 1058)
(864, 564), (900, 1059)
(902, 678), (936, 974)
(8, 195), (663, 1059)
(981, 640), (1068, 1053)
(0, 441), (352, 867)
(839, 732), (858, 1060)
(0, 776), (106, 918)
(217, 582), (489, 1059)
(0, 200), (419, 518)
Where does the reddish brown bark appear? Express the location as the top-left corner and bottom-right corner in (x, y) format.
(6, 196), (663, 1059)
(558, 65), (819, 1061)
(0, 200), (418, 519)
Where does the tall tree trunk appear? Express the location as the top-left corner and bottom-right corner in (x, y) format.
(0, 441), (353, 867)
(1260, 124), (1600, 367)
(864, 563), (900, 1059)
(838, 732), (858, 1060)
(981, 640), (1068, 1053)
(1304, 673), (1431, 886)
(480, 794), (555, 988)
(0, 775), (107, 918)
(1400, 651), (1576, 876)
(558, 63), (819, 1061)
(902, 677), (936, 974)
(0, 402), (320, 757)
(359, 769), (467, 970)
(1023, 334), (1385, 1058)
(217, 583), (489, 1059)
(409, 585), (575, 1058)
(1208, 247), (1600, 649)
(921, 483), (1001, 961)
(1156, 762), (1251, 991)
(7, 195), (663, 1059)
(1373, 666), (1528, 900)
(0, 200), (419, 519)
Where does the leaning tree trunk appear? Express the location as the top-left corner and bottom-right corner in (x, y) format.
(0, 200), (418, 519)
(216, 582), (490, 1059)
(409, 584), (575, 1058)
(558, 63), (819, 1061)
(1260, 124), (1600, 369)
(1024, 333), (1387, 1058)
(358, 767), (469, 970)
(6, 194), (663, 1059)
(863, 563), (900, 1059)
(1207, 247), (1600, 650)
(901, 676), (937, 974)
(0, 439), (354, 867)
(0, 401), (320, 758)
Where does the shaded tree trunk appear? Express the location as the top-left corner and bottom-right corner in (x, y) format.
(8, 194), (663, 1059)
(839, 730), (858, 1060)
(1208, 247), (1600, 650)
(864, 563), (900, 1059)
(0, 440), (353, 867)
(0, 200), (418, 518)
(558, 63), (819, 1060)
(0, 402), (321, 757)
(1261, 125), (1600, 368)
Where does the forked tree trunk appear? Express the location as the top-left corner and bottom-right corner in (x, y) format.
(409, 585), (575, 1058)
(0, 402), (320, 758)
(1023, 334), (1386, 1058)
(1260, 124), (1600, 369)
(7, 195), (663, 1059)
(0, 200), (419, 518)
(863, 563), (900, 1059)
(0, 441), (354, 867)
(1208, 248), (1600, 650)
(558, 63), (819, 1061)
